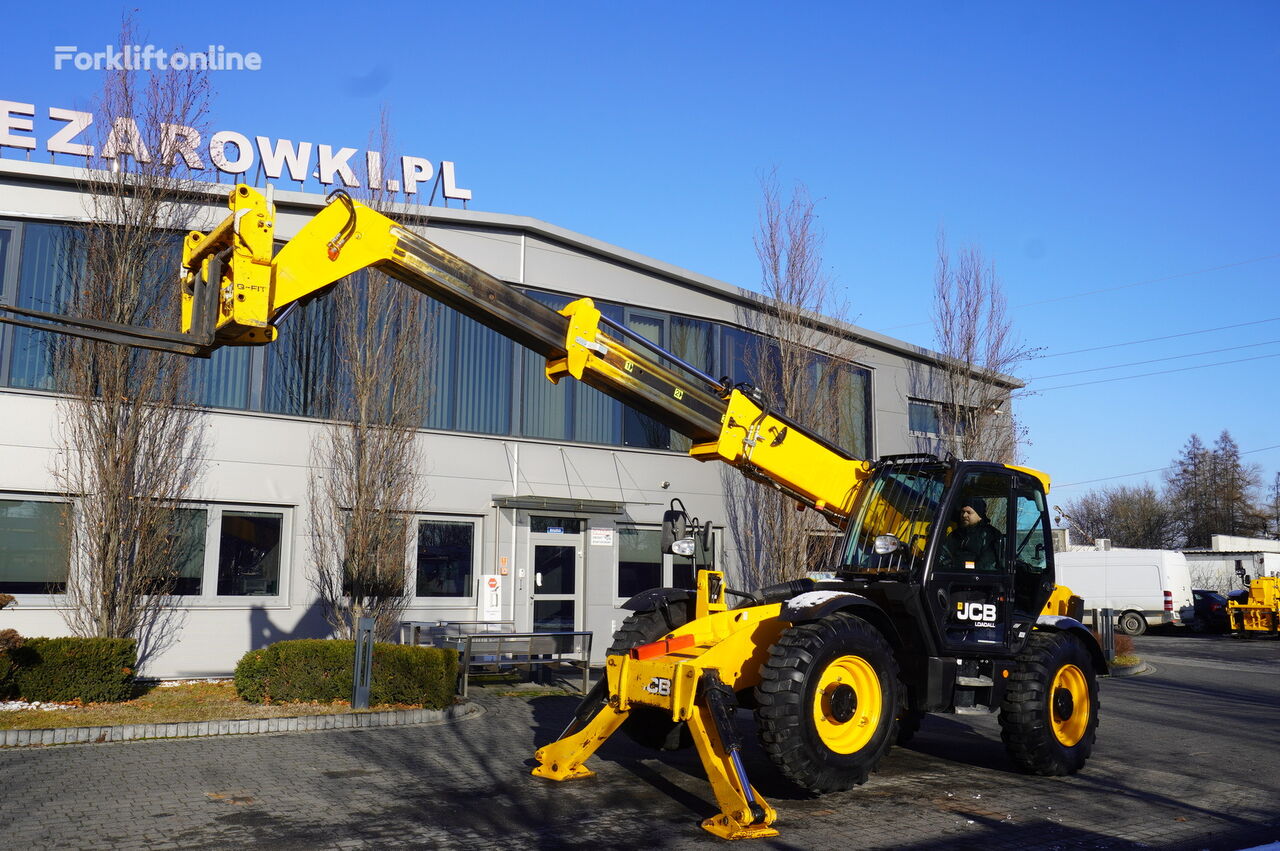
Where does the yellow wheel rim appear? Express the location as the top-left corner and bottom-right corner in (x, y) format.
(1050, 664), (1090, 746)
(812, 655), (882, 754)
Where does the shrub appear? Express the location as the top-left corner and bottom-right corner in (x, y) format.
(233, 647), (273, 703)
(0, 593), (20, 697)
(234, 639), (456, 709)
(8, 637), (137, 703)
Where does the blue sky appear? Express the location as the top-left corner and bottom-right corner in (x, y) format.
(3, 1), (1278, 507)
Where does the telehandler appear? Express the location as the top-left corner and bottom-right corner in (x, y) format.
(1226, 575), (1280, 637)
(0, 184), (1105, 840)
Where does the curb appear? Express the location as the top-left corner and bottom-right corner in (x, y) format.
(0, 701), (483, 748)
(1107, 660), (1151, 677)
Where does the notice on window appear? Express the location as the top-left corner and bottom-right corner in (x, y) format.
(590, 528), (614, 546)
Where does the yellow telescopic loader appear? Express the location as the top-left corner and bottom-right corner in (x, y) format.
(0, 185), (1106, 840)
(1227, 576), (1280, 637)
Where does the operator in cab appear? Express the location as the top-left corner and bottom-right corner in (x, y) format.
(943, 497), (1003, 571)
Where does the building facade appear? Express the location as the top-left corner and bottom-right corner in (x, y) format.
(0, 159), (1009, 677)
(1183, 535), (1280, 593)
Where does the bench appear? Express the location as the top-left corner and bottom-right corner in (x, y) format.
(401, 620), (593, 698)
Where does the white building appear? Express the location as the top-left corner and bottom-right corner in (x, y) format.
(1183, 535), (1280, 592)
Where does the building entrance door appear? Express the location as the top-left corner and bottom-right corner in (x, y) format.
(532, 542), (579, 632)
(529, 517), (585, 634)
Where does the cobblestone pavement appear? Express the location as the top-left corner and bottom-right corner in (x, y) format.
(1, 635), (1277, 850)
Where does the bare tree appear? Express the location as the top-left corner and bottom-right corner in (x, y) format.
(1268, 472), (1280, 539)
(54, 15), (211, 654)
(929, 236), (1035, 462)
(308, 109), (432, 640)
(1058, 484), (1178, 549)
(725, 172), (861, 589)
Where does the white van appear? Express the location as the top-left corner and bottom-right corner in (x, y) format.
(1054, 549), (1194, 635)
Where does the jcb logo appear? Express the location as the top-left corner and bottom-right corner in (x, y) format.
(956, 602), (998, 622)
(644, 677), (672, 697)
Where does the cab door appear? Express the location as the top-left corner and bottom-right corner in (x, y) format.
(925, 466), (1017, 653)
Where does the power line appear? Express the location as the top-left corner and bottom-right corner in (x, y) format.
(1055, 444), (1280, 489)
(1038, 316), (1280, 359)
(1033, 351), (1280, 392)
(1014, 253), (1280, 310)
(873, 254), (1280, 333)
(1028, 338), (1280, 380)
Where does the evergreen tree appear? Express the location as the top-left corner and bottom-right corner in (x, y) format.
(1165, 431), (1266, 547)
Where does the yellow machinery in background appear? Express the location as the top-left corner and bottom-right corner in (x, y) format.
(1227, 576), (1280, 637)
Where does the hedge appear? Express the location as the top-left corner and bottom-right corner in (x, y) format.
(234, 639), (457, 709)
(3, 637), (137, 703)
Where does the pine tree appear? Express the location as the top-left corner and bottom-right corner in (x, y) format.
(1165, 431), (1266, 547)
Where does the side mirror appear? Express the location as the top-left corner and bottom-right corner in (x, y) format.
(661, 508), (687, 555)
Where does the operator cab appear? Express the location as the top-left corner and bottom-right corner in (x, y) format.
(835, 455), (1057, 654)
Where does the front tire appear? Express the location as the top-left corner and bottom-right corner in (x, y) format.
(999, 630), (1100, 776)
(755, 612), (900, 792)
(1117, 610), (1147, 636)
(607, 600), (693, 750)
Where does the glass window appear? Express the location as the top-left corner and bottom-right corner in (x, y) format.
(216, 511), (283, 596)
(571, 300), (624, 444)
(842, 463), (948, 576)
(622, 312), (670, 449)
(420, 300), (456, 430)
(0, 498), (69, 594)
(521, 295), (572, 441)
(530, 516), (584, 534)
(940, 472), (1010, 573)
(416, 519), (475, 597)
(8, 223), (77, 390)
(453, 313), (513, 435)
(909, 400), (941, 435)
(668, 315), (715, 453)
(167, 508), (208, 595)
(617, 526), (662, 598)
(262, 295), (339, 418)
(189, 347), (253, 410)
(833, 363), (871, 458)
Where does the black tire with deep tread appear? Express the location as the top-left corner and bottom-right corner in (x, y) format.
(606, 600), (693, 750)
(999, 630), (1100, 776)
(754, 612), (900, 793)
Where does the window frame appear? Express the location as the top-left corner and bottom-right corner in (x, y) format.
(612, 523), (721, 603)
(0, 221), (22, 384)
(908, 399), (943, 437)
(0, 491), (72, 604)
(413, 514), (482, 605)
(162, 502), (293, 606)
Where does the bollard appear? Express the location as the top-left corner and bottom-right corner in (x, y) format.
(1098, 607), (1115, 663)
(352, 616), (375, 710)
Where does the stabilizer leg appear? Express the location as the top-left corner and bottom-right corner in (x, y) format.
(688, 671), (778, 839)
(532, 696), (629, 781)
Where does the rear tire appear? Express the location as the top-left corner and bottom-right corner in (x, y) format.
(999, 630), (1100, 776)
(1117, 611), (1147, 636)
(607, 601), (693, 751)
(755, 612), (899, 792)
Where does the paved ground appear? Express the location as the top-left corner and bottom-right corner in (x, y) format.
(0, 631), (1276, 850)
